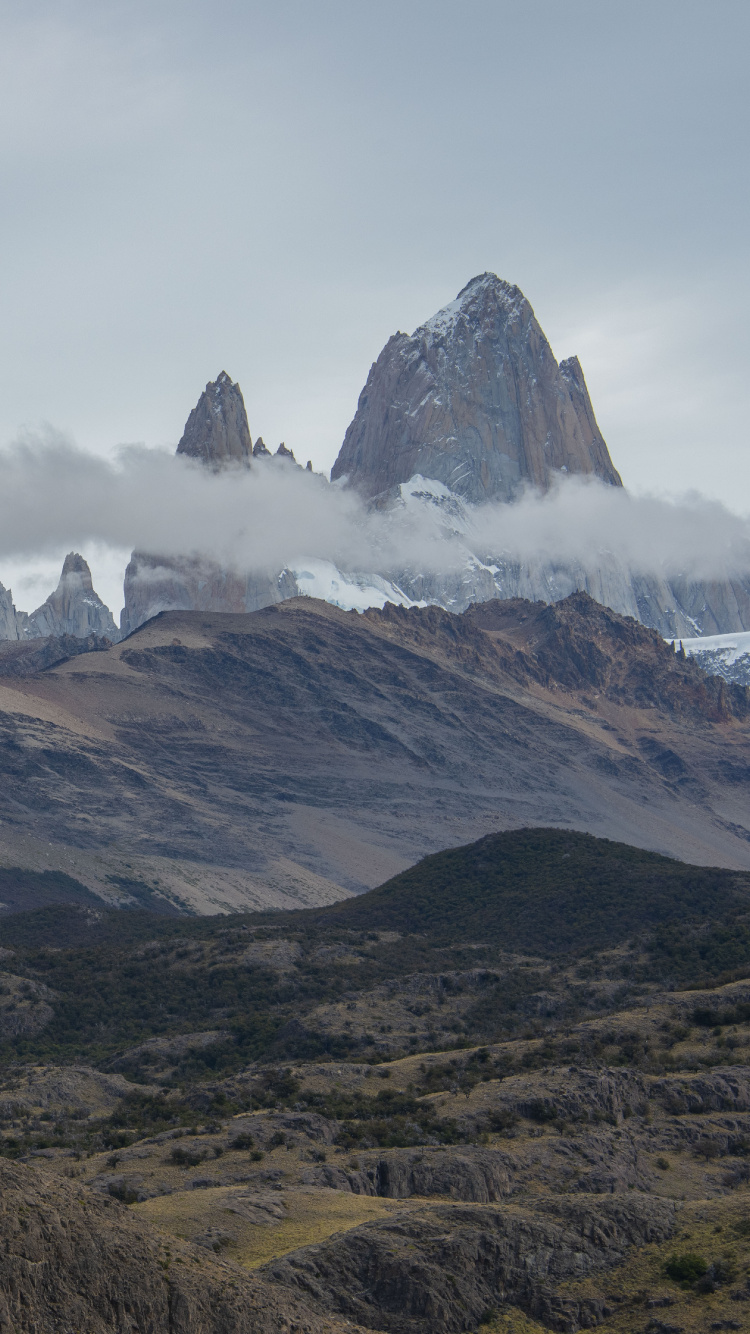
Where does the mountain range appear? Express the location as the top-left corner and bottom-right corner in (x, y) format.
(2, 279), (750, 1334)
(0, 589), (748, 923)
(119, 274), (750, 641)
(2, 273), (750, 646)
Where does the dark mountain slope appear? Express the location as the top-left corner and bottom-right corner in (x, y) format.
(312, 827), (750, 954)
(3, 829), (750, 1073)
(0, 594), (748, 917)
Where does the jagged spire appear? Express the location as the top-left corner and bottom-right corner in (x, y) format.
(26, 553), (118, 640)
(177, 371), (252, 467)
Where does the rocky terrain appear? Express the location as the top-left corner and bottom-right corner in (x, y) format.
(331, 273), (622, 504)
(3, 830), (750, 1330)
(0, 593), (748, 912)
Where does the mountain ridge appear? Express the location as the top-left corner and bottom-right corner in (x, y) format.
(0, 592), (749, 918)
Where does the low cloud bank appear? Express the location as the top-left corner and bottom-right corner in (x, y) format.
(0, 431), (748, 592)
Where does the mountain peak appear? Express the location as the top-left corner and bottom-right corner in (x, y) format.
(177, 372), (252, 467)
(331, 276), (622, 503)
(61, 551), (94, 584)
(415, 273), (527, 344)
(26, 553), (118, 641)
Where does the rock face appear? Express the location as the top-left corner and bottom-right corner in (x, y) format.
(331, 273), (622, 503)
(176, 369), (253, 467)
(0, 582), (22, 639)
(26, 553), (118, 640)
(118, 295), (750, 639)
(121, 376), (306, 634)
(266, 1193), (675, 1333)
(119, 553), (298, 637)
(0, 1159), (351, 1334)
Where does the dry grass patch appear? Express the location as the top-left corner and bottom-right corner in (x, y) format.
(133, 1184), (411, 1269)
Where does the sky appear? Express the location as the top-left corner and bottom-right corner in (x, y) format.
(0, 0), (748, 614)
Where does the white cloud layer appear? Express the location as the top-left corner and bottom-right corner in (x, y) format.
(1, 433), (749, 619)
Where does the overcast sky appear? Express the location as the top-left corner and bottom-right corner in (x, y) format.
(1, 0), (749, 610)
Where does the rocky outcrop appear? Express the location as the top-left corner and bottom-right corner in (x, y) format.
(0, 631), (111, 676)
(310, 1148), (513, 1202)
(176, 370), (253, 467)
(266, 1193), (675, 1333)
(25, 554), (118, 641)
(331, 273), (622, 503)
(121, 373), (308, 633)
(0, 1159), (352, 1334)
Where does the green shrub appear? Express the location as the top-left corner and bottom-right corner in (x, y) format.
(169, 1145), (207, 1168)
(664, 1252), (708, 1283)
(228, 1132), (254, 1151)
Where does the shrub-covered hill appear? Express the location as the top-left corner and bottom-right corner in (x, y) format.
(312, 828), (750, 955)
(2, 828), (750, 1073)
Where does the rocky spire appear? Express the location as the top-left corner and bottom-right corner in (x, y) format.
(0, 582), (22, 640)
(26, 553), (118, 640)
(176, 371), (252, 467)
(331, 273), (622, 503)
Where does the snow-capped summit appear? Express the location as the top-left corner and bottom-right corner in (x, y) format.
(331, 272), (621, 504)
(416, 272), (526, 345)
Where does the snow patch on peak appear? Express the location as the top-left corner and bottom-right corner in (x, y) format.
(669, 629), (750, 666)
(667, 629), (750, 686)
(289, 559), (420, 613)
(415, 273), (526, 344)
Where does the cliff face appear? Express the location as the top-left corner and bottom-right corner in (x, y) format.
(176, 370), (253, 467)
(26, 553), (118, 641)
(331, 273), (622, 503)
(120, 552), (297, 637)
(120, 375), (308, 633)
(0, 583), (22, 640)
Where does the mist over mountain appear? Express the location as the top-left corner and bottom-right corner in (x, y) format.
(0, 275), (749, 640)
(0, 552), (117, 642)
(116, 275), (750, 640)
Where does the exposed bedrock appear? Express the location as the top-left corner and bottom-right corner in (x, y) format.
(266, 1193), (676, 1333)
